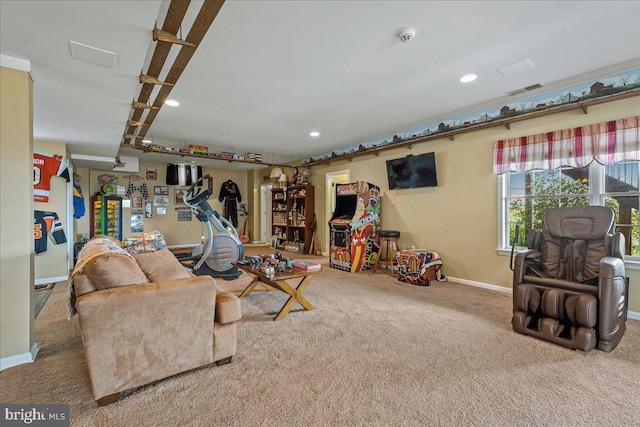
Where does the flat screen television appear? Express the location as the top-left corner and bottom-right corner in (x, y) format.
(386, 152), (438, 189)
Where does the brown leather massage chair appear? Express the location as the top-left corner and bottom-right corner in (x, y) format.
(512, 206), (628, 352)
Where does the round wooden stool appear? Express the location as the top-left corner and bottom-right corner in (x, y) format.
(373, 230), (400, 273)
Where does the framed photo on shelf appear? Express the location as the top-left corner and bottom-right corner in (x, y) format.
(270, 235), (278, 249)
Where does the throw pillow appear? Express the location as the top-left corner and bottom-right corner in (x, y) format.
(84, 253), (149, 290)
(133, 249), (190, 282)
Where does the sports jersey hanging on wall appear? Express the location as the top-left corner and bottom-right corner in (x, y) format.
(73, 182), (86, 219)
(34, 210), (67, 255)
(33, 151), (70, 202)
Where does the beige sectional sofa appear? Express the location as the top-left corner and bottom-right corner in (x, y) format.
(71, 234), (241, 405)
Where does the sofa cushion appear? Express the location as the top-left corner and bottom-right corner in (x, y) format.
(84, 253), (149, 290)
(133, 249), (191, 282)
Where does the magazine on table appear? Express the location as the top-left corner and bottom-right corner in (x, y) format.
(292, 260), (322, 271)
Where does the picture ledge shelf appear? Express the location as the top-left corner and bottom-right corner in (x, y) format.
(304, 89), (640, 167)
(120, 143), (294, 169)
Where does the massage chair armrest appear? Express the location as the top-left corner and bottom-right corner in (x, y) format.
(599, 256), (625, 281)
(513, 249), (543, 286)
(598, 256), (627, 351)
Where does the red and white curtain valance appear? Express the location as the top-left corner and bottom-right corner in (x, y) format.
(493, 116), (640, 175)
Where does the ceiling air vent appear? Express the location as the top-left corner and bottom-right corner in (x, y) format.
(508, 82), (544, 96)
(69, 41), (117, 68)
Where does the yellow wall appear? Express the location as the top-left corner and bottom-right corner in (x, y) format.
(0, 66), (35, 362)
(84, 160), (252, 246)
(34, 140), (69, 281)
(310, 96), (640, 313)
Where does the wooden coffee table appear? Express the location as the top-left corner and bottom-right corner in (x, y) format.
(233, 262), (320, 321)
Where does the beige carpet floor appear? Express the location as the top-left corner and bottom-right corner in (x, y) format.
(1, 248), (639, 426)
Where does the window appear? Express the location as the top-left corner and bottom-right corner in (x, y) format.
(499, 160), (640, 258)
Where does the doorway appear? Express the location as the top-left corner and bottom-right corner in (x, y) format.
(260, 183), (273, 244)
(325, 170), (350, 255)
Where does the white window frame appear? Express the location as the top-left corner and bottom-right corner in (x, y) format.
(497, 162), (640, 269)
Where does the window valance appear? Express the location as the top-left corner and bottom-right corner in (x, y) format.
(493, 116), (640, 175)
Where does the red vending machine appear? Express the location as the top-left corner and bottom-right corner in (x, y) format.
(329, 181), (381, 272)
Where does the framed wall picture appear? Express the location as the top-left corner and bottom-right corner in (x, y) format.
(146, 166), (158, 181)
(145, 201), (153, 218)
(154, 195), (169, 207)
(131, 210), (144, 233)
(175, 188), (187, 205)
(154, 185), (169, 195)
(178, 210), (192, 221)
(156, 207), (167, 215)
(132, 196), (143, 208)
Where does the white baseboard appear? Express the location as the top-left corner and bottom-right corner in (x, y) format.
(34, 275), (68, 286)
(447, 276), (639, 321)
(0, 342), (39, 371)
(447, 276), (513, 294)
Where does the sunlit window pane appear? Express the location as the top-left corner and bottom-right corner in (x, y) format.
(559, 167), (590, 195)
(605, 161), (639, 192)
(504, 161), (640, 257)
(530, 170), (559, 196)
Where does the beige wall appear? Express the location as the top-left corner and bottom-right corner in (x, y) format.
(85, 160), (252, 246)
(34, 140), (69, 281)
(310, 96), (640, 313)
(0, 66), (35, 362)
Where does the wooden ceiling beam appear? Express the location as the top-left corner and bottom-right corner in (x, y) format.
(125, 0), (192, 142)
(138, 0), (226, 139)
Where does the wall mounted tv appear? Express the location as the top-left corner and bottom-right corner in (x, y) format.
(386, 152), (438, 189)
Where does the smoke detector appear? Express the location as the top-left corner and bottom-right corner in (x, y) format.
(398, 28), (416, 43)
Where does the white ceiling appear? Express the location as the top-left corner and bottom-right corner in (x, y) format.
(2, 1), (639, 170)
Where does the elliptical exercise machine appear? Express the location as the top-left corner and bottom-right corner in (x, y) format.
(179, 174), (244, 279)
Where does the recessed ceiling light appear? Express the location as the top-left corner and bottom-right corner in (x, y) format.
(165, 99), (179, 107)
(142, 139), (151, 143)
(459, 74), (477, 83)
(310, 131), (320, 137)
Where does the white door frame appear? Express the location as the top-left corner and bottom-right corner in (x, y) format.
(67, 164), (74, 271)
(325, 169), (350, 256)
(260, 183), (273, 244)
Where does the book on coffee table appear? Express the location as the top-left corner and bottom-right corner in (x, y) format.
(292, 260), (322, 271)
